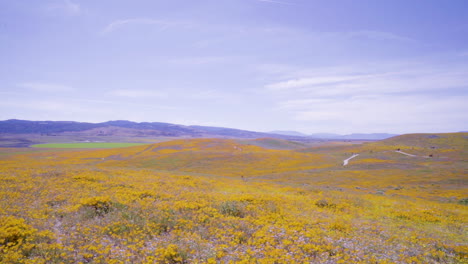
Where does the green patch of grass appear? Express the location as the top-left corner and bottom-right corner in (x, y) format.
(31, 143), (147, 149)
(240, 138), (307, 150)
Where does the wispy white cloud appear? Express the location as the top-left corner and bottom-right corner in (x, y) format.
(0, 96), (179, 122)
(188, 89), (238, 101)
(102, 18), (191, 34)
(0, 100), (110, 115)
(70, 98), (178, 110)
(64, 0), (80, 14)
(110, 89), (167, 98)
(263, 59), (468, 133)
(343, 30), (415, 43)
(279, 94), (467, 133)
(264, 64), (468, 96)
(168, 56), (228, 66)
(257, 0), (296, 5)
(278, 28), (415, 43)
(47, 0), (81, 16)
(265, 75), (376, 90)
(18, 82), (75, 92)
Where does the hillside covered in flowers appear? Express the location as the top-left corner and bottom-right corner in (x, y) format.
(1, 133), (467, 263)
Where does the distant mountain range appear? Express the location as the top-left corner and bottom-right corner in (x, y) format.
(270, 130), (397, 140)
(0, 119), (397, 140)
(0, 119), (295, 139)
(269, 130), (309, 137)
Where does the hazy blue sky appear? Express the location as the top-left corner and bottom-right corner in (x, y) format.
(1, 0), (467, 134)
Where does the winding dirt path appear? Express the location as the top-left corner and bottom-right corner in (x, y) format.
(395, 150), (433, 158)
(395, 150), (417, 157)
(343, 154), (359, 166)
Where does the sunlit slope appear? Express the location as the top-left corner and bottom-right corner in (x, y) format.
(301, 132), (467, 162)
(273, 133), (468, 202)
(94, 139), (332, 176)
(379, 132), (468, 148)
(9, 139), (331, 176)
(353, 132), (468, 159)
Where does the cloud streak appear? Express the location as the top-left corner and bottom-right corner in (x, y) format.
(109, 89), (167, 98)
(343, 30), (415, 43)
(264, 59), (468, 133)
(265, 75), (375, 90)
(18, 82), (75, 92)
(168, 56), (228, 66)
(257, 0), (296, 5)
(102, 18), (191, 34)
(47, 0), (81, 15)
(264, 64), (468, 97)
(279, 94), (467, 133)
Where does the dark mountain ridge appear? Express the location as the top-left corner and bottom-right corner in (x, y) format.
(0, 119), (396, 140)
(0, 119), (298, 140)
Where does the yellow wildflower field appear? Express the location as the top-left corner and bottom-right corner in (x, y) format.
(0, 134), (467, 263)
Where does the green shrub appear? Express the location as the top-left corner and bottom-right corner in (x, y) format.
(315, 199), (338, 209)
(458, 198), (468, 205)
(219, 201), (245, 217)
(79, 196), (113, 217)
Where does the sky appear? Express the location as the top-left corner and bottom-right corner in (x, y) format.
(0, 0), (467, 134)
